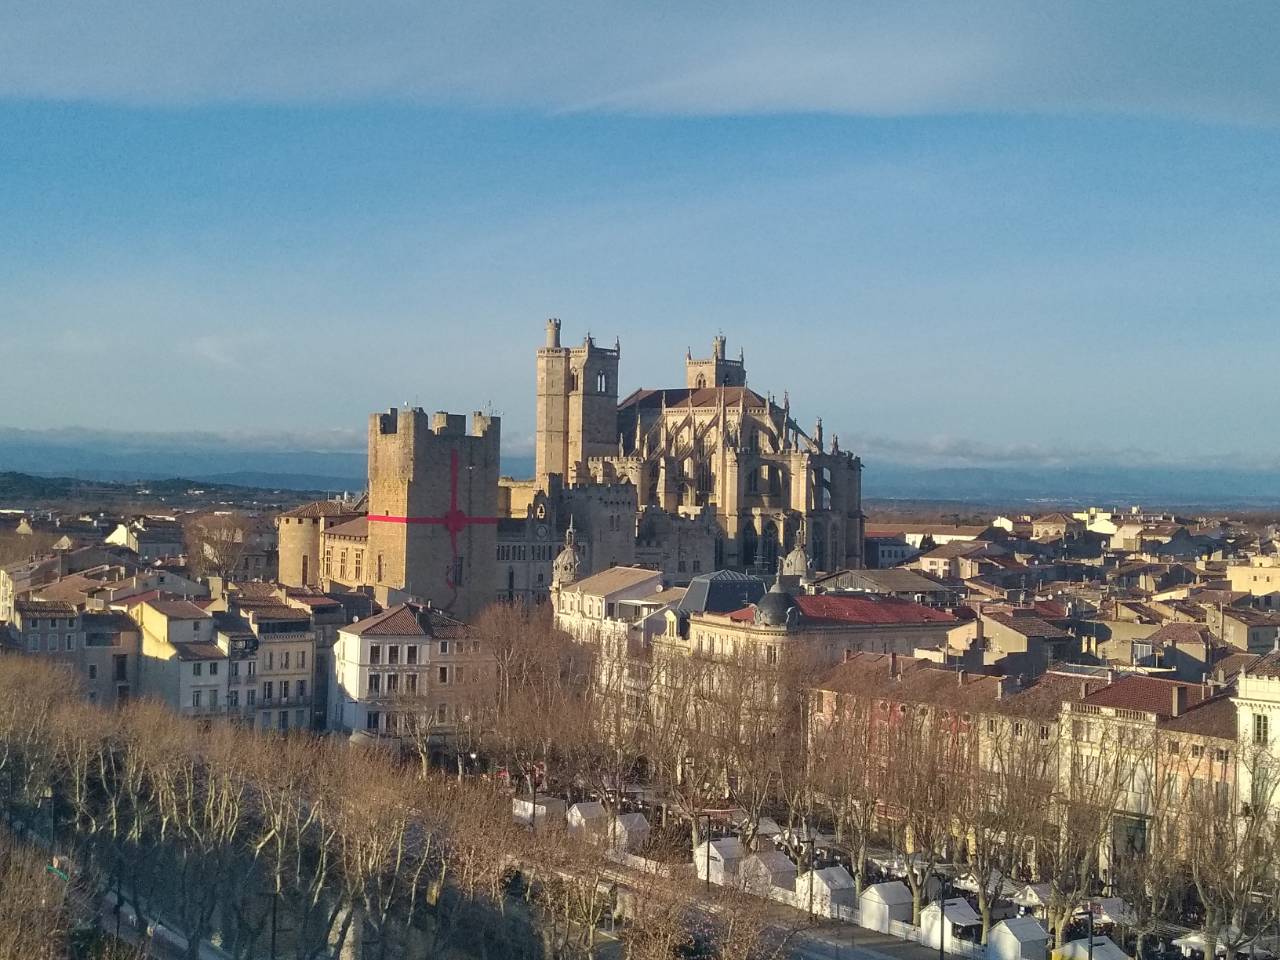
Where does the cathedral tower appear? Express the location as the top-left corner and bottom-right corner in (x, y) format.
(366, 407), (500, 622)
(685, 335), (746, 389)
(535, 320), (619, 489)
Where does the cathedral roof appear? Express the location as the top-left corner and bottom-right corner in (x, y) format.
(679, 570), (768, 616)
(618, 386), (772, 412)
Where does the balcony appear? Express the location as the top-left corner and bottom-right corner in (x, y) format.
(257, 696), (312, 709)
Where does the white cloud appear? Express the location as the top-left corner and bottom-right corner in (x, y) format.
(1, 1), (1277, 124)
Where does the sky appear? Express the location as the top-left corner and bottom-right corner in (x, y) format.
(2, 2), (1279, 468)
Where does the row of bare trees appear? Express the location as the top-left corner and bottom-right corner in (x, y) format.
(484, 599), (1280, 956)
(0, 635), (787, 960)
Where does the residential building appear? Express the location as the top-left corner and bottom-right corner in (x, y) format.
(134, 598), (228, 716)
(330, 602), (495, 750)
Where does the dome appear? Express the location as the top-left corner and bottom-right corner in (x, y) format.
(780, 542), (813, 581)
(754, 581), (797, 628)
(552, 518), (581, 587)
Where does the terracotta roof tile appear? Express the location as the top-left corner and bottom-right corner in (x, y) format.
(279, 500), (363, 520)
(1083, 675), (1207, 718)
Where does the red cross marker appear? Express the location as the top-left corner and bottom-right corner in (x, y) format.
(368, 450), (497, 591)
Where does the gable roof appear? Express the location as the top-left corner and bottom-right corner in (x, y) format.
(343, 602), (466, 639)
(791, 594), (955, 625)
(565, 565), (662, 598)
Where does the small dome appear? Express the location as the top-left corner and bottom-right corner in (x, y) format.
(781, 542), (813, 581)
(754, 581), (796, 627)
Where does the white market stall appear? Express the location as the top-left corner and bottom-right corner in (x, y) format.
(921, 897), (983, 951)
(694, 837), (746, 885)
(1054, 936), (1129, 960)
(796, 866), (857, 914)
(610, 812), (650, 852)
(567, 801), (608, 842)
(742, 849), (797, 896)
(989, 916), (1050, 960)
(513, 795), (566, 828)
(859, 881), (915, 934)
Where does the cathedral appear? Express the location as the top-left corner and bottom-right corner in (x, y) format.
(508, 320), (864, 593)
(276, 321), (864, 618)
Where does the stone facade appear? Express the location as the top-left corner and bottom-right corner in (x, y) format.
(366, 408), (501, 623)
(534, 326), (865, 578)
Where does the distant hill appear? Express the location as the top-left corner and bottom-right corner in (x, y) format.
(4, 428), (1279, 509)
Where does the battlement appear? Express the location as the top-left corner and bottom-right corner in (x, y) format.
(373, 407), (500, 442)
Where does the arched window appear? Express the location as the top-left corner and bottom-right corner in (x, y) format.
(695, 374), (706, 388)
(741, 525), (758, 567)
(596, 370), (608, 393)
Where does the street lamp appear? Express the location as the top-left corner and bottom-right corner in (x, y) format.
(700, 813), (712, 892)
(801, 837), (816, 921)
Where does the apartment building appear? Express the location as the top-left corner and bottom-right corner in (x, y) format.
(330, 602), (494, 749)
(135, 598), (228, 716)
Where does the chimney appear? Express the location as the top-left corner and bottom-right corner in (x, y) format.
(1171, 685), (1188, 718)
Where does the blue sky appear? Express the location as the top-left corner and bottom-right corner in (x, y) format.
(2, 2), (1279, 467)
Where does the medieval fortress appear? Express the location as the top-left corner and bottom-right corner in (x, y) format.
(277, 322), (865, 620)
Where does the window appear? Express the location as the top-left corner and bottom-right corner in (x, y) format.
(209, 661), (218, 676)
(230, 661), (240, 677)
(88, 664), (97, 680)
(297, 679), (306, 698)
(1039, 724), (1051, 742)
(766, 646), (777, 665)
(278, 711), (287, 731)
(1013, 722), (1025, 739)
(1191, 744), (1204, 759)
(388, 645), (400, 665)
(26, 635), (38, 652)
(439, 666), (449, 685)
(1215, 748), (1230, 763)
(452, 556), (464, 586)
(247, 661), (256, 677)
(192, 690), (202, 708)
(366, 711), (380, 731)
(324, 548), (332, 577)
(209, 690), (218, 708)
(64, 634), (74, 651)
(386, 674), (399, 694)
(370, 644), (382, 665)
(282, 651), (290, 669)
(1168, 740), (1181, 755)
(406, 645), (417, 665)
(377, 554), (383, 582)
(439, 640), (449, 655)
(437, 703), (449, 723)
(281, 680), (290, 701)
(354, 551), (363, 581)
(368, 674), (381, 695)
(455, 665), (465, 684)
(986, 719), (997, 735)
(246, 690), (256, 706)
(1255, 713), (1270, 746)
(299, 650), (305, 670)
(228, 690), (239, 707)
(406, 673), (418, 693)
(114, 654), (128, 682)
(46, 634), (56, 652)
(193, 662), (203, 677)
(266, 650), (274, 670)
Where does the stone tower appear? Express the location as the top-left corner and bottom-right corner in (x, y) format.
(685, 335), (746, 389)
(535, 319), (620, 489)
(366, 407), (500, 622)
